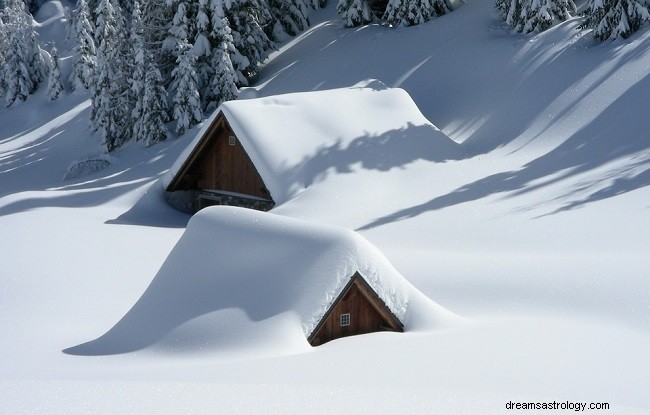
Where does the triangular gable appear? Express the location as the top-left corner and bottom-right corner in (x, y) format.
(166, 112), (274, 211)
(308, 271), (404, 346)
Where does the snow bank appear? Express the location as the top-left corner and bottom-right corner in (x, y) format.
(66, 206), (456, 356)
(163, 81), (458, 206)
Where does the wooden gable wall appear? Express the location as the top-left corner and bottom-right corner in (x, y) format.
(308, 272), (404, 346)
(167, 113), (271, 201)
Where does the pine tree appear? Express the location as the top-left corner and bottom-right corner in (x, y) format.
(70, 0), (97, 91)
(224, 0), (274, 84)
(205, 10), (239, 112)
(141, 0), (174, 81)
(496, 0), (525, 31)
(0, 16), (8, 99)
(521, 0), (576, 32)
(91, 0), (132, 150)
(170, 3), (202, 135)
(2, 0), (46, 106)
(130, 0), (147, 141)
(47, 45), (64, 100)
(336, 0), (374, 27)
(497, 0), (577, 33)
(141, 53), (169, 146)
(268, 0), (310, 38)
(69, 0), (97, 91)
(384, 0), (449, 27)
(580, 0), (650, 40)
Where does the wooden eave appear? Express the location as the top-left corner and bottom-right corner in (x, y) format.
(307, 271), (404, 344)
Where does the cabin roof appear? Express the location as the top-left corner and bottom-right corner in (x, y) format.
(163, 80), (454, 206)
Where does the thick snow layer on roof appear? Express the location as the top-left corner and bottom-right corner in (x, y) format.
(66, 206), (456, 356)
(163, 80), (458, 205)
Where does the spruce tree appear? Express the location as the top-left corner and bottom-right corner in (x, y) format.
(0, 16), (8, 99)
(141, 0), (174, 81)
(384, 0), (449, 27)
(170, 3), (202, 135)
(2, 0), (46, 106)
(205, 10), (239, 112)
(130, 0), (146, 141)
(268, 0), (310, 38)
(91, 0), (132, 150)
(69, 0), (97, 91)
(580, 0), (650, 40)
(141, 53), (169, 146)
(47, 45), (64, 100)
(224, 0), (274, 84)
(497, 0), (577, 33)
(336, 0), (374, 27)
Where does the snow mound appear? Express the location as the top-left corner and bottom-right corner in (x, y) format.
(65, 206), (456, 357)
(163, 81), (459, 206)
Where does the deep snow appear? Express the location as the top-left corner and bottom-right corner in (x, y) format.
(1, 0), (649, 413)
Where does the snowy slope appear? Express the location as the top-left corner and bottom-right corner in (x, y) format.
(1, 0), (649, 413)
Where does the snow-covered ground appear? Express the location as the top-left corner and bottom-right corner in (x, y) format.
(1, 1), (649, 413)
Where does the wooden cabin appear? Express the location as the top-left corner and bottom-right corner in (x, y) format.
(308, 272), (404, 346)
(166, 112), (275, 213)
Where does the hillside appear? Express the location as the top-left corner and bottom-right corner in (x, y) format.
(1, 0), (649, 413)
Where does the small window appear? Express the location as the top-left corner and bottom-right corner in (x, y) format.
(228, 136), (236, 146)
(340, 313), (350, 327)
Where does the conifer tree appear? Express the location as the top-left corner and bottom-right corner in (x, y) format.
(496, 0), (577, 33)
(336, 0), (374, 27)
(130, 0), (147, 141)
(141, 53), (169, 146)
(580, 0), (650, 40)
(170, 3), (202, 135)
(205, 8), (239, 112)
(384, 0), (449, 27)
(268, 0), (310, 37)
(2, 0), (46, 106)
(224, 0), (274, 84)
(69, 0), (97, 91)
(91, 0), (132, 150)
(0, 16), (8, 99)
(141, 0), (174, 80)
(47, 45), (64, 100)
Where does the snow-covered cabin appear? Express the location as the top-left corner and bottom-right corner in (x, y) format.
(163, 80), (454, 213)
(66, 206), (455, 355)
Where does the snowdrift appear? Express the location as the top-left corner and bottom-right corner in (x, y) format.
(65, 206), (456, 356)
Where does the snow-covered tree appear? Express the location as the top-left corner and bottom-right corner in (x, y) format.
(205, 10), (239, 112)
(130, 0), (147, 141)
(170, 3), (202, 135)
(1, 0), (46, 106)
(384, 0), (449, 27)
(224, 0), (274, 84)
(337, 0), (374, 27)
(495, 0), (524, 30)
(0, 16), (7, 99)
(91, 0), (132, 150)
(268, 0), (310, 37)
(47, 45), (64, 100)
(580, 0), (650, 40)
(141, 0), (174, 80)
(69, 0), (97, 91)
(140, 54), (169, 146)
(496, 0), (576, 33)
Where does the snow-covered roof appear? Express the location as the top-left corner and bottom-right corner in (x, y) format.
(164, 80), (456, 206)
(68, 206), (455, 355)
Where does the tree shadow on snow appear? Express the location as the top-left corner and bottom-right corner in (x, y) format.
(359, 69), (650, 230)
(280, 122), (464, 196)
